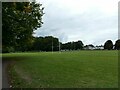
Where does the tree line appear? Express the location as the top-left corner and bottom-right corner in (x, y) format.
(2, 36), (84, 52)
(32, 36), (59, 51)
(61, 41), (84, 50)
(2, 35), (120, 53)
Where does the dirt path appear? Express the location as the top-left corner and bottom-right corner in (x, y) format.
(2, 59), (11, 88)
(0, 59), (2, 89)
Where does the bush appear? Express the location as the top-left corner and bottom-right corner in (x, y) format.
(2, 46), (15, 53)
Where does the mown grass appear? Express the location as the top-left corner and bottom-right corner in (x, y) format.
(3, 50), (118, 88)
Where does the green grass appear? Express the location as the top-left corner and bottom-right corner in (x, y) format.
(3, 50), (118, 88)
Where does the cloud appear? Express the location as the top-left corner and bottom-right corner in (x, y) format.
(34, 0), (119, 45)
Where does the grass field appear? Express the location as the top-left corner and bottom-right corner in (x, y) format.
(2, 50), (118, 88)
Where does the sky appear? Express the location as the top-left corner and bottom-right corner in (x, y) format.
(34, 0), (119, 45)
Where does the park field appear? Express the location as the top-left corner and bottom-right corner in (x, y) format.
(2, 50), (118, 88)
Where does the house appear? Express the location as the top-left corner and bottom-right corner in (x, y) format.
(95, 45), (104, 50)
(84, 44), (95, 50)
(84, 45), (104, 50)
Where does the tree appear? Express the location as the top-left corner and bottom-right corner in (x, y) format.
(32, 37), (43, 51)
(74, 40), (84, 50)
(61, 40), (84, 50)
(32, 36), (59, 51)
(2, 2), (44, 52)
(104, 40), (113, 50)
(114, 39), (120, 50)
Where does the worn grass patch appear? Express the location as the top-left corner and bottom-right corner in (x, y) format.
(3, 50), (118, 88)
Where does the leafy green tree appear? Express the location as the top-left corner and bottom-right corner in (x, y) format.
(104, 40), (113, 50)
(43, 36), (59, 51)
(32, 36), (59, 51)
(74, 40), (84, 50)
(61, 40), (84, 50)
(32, 37), (43, 51)
(2, 2), (44, 52)
(114, 39), (120, 50)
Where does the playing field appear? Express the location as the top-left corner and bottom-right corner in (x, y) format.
(2, 50), (118, 88)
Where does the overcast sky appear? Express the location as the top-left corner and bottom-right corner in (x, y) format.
(34, 0), (119, 45)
